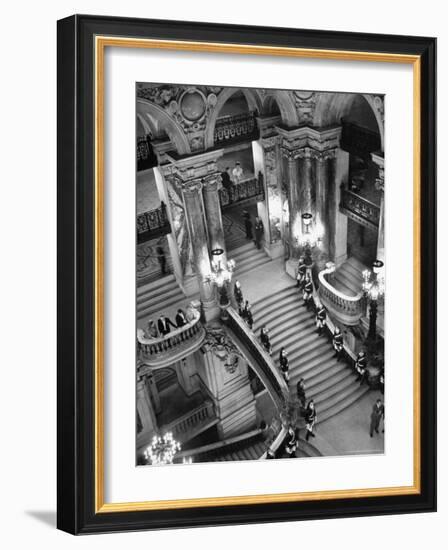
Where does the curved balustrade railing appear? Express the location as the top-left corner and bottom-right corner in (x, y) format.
(137, 312), (206, 369)
(225, 307), (288, 411)
(318, 265), (364, 326)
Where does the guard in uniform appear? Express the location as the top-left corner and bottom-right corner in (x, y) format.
(332, 328), (344, 361)
(296, 378), (306, 409)
(296, 259), (307, 289)
(279, 347), (289, 383)
(303, 276), (313, 310)
(304, 400), (317, 441)
(234, 280), (243, 309)
(355, 350), (368, 385)
(316, 304), (327, 335)
(244, 300), (254, 330)
(370, 399), (385, 437)
(284, 426), (298, 456)
(260, 326), (273, 355)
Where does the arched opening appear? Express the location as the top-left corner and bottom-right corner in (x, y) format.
(212, 89), (259, 148)
(341, 94), (382, 267)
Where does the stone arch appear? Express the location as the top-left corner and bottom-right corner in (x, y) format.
(204, 88), (262, 149)
(313, 92), (384, 150)
(261, 90), (299, 128)
(137, 98), (191, 155)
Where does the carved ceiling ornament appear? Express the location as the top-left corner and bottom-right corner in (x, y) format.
(293, 90), (316, 124)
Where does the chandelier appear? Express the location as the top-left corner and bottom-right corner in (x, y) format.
(362, 260), (385, 300)
(143, 432), (181, 465)
(204, 248), (235, 287)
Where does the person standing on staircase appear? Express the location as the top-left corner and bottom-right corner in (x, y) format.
(316, 304), (327, 335)
(279, 347), (289, 383)
(284, 426), (298, 456)
(332, 327), (344, 361)
(244, 300), (254, 330)
(296, 258), (307, 289)
(304, 400), (317, 441)
(260, 326), (273, 355)
(303, 275), (313, 310)
(254, 216), (264, 249)
(354, 350), (368, 385)
(243, 210), (253, 240)
(369, 399), (385, 437)
(234, 280), (243, 310)
(156, 244), (167, 276)
(296, 378), (307, 409)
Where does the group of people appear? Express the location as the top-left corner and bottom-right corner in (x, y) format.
(243, 210), (264, 249)
(221, 161), (244, 190)
(234, 280), (254, 330)
(144, 307), (193, 340)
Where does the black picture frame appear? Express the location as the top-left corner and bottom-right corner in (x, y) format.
(57, 14), (436, 534)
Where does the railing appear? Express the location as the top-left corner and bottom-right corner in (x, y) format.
(214, 111), (259, 145)
(137, 310), (206, 369)
(340, 187), (380, 230)
(161, 400), (217, 443)
(137, 201), (171, 243)
(220, 175), (265, 208)
(340, 119), (381, 156)
(224, 307), (288, 411)
(318, 264), (364, 326)
(137, 135), (157, 171)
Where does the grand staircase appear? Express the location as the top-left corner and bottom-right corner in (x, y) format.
(137, 274), (185, 321)
(230, 241), (271, 279)
(331, 257), (366, 297)
(251, 286), (369, 424)
(193, 431), (322, 462)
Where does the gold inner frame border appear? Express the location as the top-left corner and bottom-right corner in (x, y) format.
(94, 36), (421, 514)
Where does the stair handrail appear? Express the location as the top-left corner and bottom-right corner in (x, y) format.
(160, 399), (216, 438)
(224, 307), (289, 410)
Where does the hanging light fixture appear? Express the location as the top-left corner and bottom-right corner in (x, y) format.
(143, 432), (181, 466)
(297, 212), (322, 265)
(362, 259), (385, 340)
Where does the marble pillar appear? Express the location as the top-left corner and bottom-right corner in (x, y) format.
(202, 172), (227, 263)
(330, 149), (349, 267)
(282, 147), (301, 277)
(181, 179), (219, 320)
(136, 376), (158, 449)
(315, 149), (336, 261)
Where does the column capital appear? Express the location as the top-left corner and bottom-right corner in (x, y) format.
(181, 178), (203, 195)
(202, 172), (223, 192)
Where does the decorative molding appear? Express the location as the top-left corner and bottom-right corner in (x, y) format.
(203, 326), (244, 374)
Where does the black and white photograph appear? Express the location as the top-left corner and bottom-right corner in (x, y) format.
(135, 83), (386, 465)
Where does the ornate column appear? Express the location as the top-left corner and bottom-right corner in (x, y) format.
(261, 135), (285, 259)
(181, 178), (218, 319)
(298, 147), (314, 215)
(202, 172), (227, 262)
(329, 148), (349, 267)
(136, 374), (158, 451)
(371, 152), (385, 263)
(315, 149), (336, 261)
(282, 146), (301, 277)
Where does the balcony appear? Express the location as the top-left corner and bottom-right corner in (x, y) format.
(214, 111), (259, 146)
(340, 186), (380, 231)
(137, 201), (171, 244)
(318, 264), (364, 326)
(137, 135), (157, 171)
(219, 175), (265, 208)
(137, 310), (206, 370)
(340, 119), (381, 156)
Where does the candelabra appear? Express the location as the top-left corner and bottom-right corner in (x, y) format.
(297, 212), (322, 266)
(143, 432), (181, 466)
(204, 248), (236, 319)
(362, 260), (385, 340)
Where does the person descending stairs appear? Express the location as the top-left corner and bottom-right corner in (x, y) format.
(251, 285), (369, 425)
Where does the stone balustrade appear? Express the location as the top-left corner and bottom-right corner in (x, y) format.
(214, 111), (258, 145)
(137, 311), (206, 369)
(318, 264), (364, 326)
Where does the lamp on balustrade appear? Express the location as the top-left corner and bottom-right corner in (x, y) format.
(204, 248), (236, 318)
(362, 259), (385, 340)
(143, 432), (181, 465)
(297, 212), (323, 266)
